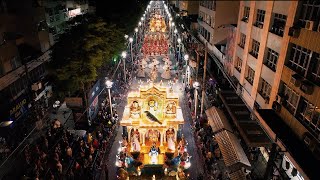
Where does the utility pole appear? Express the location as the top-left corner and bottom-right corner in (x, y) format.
(200, 43), (207, 117)
(264, 142), (278, 180)
(195, 48), (200, 81)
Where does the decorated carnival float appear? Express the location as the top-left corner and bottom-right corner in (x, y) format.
(115, 83), (191, 178)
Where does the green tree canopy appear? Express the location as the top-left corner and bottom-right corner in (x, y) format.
(48, 16), (125, 97)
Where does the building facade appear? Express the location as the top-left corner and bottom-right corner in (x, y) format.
(0, 0), (90, 129)
(198, 1), (239, 46)
(232, 1), (320, 179)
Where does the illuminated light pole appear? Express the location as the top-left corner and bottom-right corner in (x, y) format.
(184, 54), (189, 86)
(174, 29), (178, 52)
(171, 22), (175, 41)
(122, 51), (127, 83)
(105, 80), (113, 118)
(135, 27), (138, 51)
(177, 38), (181, 61)
(193, 82), (200, 120)
(129, 37), (133, 64)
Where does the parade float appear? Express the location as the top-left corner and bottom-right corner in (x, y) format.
(115, 83), (192, 178)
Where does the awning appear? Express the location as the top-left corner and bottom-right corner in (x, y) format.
(206, 107), (251, 171)
(218, 91), (271, 147)
(229, 169), (247, 180)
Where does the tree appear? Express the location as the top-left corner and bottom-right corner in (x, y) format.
(48, 16), (125, 104)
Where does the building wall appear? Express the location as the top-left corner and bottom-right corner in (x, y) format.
(234, 1), (320, 179)
(233, 1), (298, 110)
(178, 1), (198, 15)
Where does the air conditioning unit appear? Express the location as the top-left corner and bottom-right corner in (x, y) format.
(288, 27), (300, 38)
(304, 20), (314, 30)
(290, 74), (303, 87)
(300, 80), (314, 95)
(272, 101), (281, 112)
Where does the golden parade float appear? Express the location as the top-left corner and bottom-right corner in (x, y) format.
(115, 83), (191, 178)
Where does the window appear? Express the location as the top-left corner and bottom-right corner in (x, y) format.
(265, 48), (279, 71)
(283, 83), (299, 114)
(254, 9), (265, 28)
(250, 39), (260, 58)
(242, 6), (250, 22)
(239, 33), (246, 48)
(259, 78), (271, 99)
(199, 25), (210, 43)
(235, 57), (242, 72)
(309, 53), (320, 85)
(200, 1), (215, 10)
(246, 66), (255, 84)
(297, 98), (320, 134)
(288, 44), (311, 76)
(270, 13), (287, 37)
(299, 1), (320, 22)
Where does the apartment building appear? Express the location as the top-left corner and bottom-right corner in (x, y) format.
(232, 1), (319, 179)
(198, 1), (239, 47)
(177, 1), (199, 16)
(0, 0), (52, 131)
(44, 0), (89, 45)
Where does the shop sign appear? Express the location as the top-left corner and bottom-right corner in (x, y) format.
(9, 96), (28, 120)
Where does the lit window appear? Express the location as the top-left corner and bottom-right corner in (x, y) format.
(239, 33), (246, 48)
(246, 66), (255, 84)
(242, 6), (250, 22)
(297, 97), (320, 135)
(235, 57), (242, 72)
(259, 78), (271, 99)
(265, 48), (279, 72)
(288, 44), (311, 76)
(270, 13), (287, 37)
(310, 53), (320, 85)
(283, 83), (299, 114)
(250, 39), (260, 58)
(254, 9), (265, 28)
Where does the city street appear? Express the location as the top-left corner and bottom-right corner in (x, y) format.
(105, 52), (205, 179)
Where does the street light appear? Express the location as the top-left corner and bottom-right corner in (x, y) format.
(124, 34), (129, 39)
(134, 28), (138, 47)
(193, 82), (200, 120)
(129, 37), (134, 65)
(121, 51), (127, 83)
(177, 38), (182, 60)
(184, 54), (190, 86)
(184, 54), (189, 61)
(105, 80), (113, 118)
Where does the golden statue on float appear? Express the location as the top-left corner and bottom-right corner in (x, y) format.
(120, 84), (184, 166)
